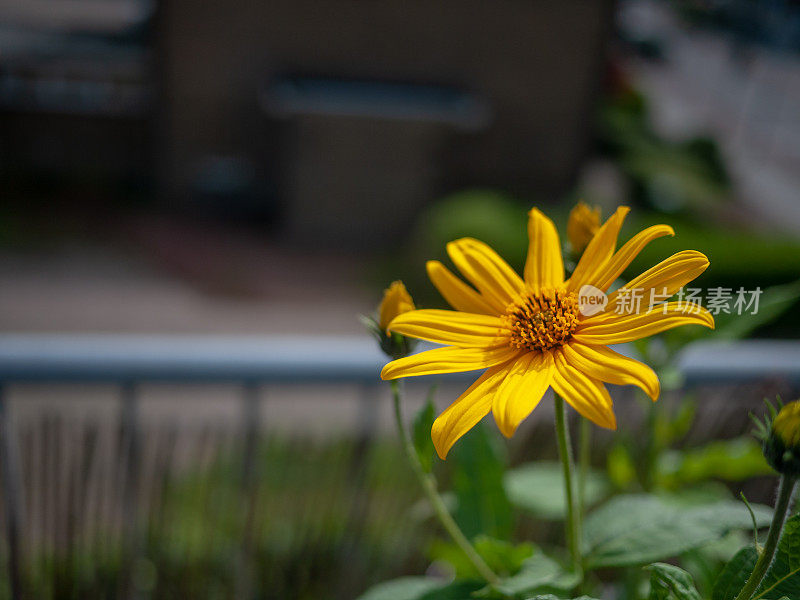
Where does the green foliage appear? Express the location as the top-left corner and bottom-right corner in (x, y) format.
(606, 441), (638, 489)
(487, 551), (580, 598)
(583, 494), (772, 569)
(712, 279), (800, 341)
(356, 577), (483, 600)
(623, 215), (800, 294)
(712, 546), (757, 600)
(658, 438), (772, 488)
(527, 596), (600, 600)
(450, 423), (513, 540)
(429, 536), (535, 579)
(413, 392), (437, 473)
(356, 577), (442, 600)
(504, 462), (610, 520)
(411, 190), (529, 278)
(598, 91), (730, 215)
(712, 519), (800, 600)
(646, 563), (702, 600)
(756, 514), (800, 599)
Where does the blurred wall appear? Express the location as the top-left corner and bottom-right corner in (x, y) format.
(158, 0), (614, 247)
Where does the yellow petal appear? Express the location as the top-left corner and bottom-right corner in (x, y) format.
(561, 342), (659, 400)
(523, 208), (564, 290)
(380, 345), (518, 380)
(431, 365), (507, 459)
(573, 303), (714, 345)
(388, 309), (507, 347)
(593, 225), (675, 291)
(447, 238), (525, 311)
(551, 349), (617, 429)
(492, 351), (554, 438)
(567, 206), (629, 292)
(427, 261), (497, 315)
(604, 250), (709, 314)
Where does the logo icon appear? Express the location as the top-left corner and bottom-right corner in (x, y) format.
(578, 284), (607, 317)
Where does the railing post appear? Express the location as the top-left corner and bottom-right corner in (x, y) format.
(119, 382), (141, 599)
(236, 381), (261, 598)
(0, 384), (23, 599)
(334, 382), (379, 597)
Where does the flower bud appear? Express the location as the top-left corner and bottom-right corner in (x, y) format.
(379, 281), (415, 332)
(567, 201), (601, 255)
(361, 281), (417, 360)
(764, 400), (800, 476)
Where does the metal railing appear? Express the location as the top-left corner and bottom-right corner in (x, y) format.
(0, 334), (798, 598)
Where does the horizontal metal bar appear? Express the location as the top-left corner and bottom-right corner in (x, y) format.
(676, 340), (800, 385)
(0, 334), (385, 383)
(0, 334), (796, 386)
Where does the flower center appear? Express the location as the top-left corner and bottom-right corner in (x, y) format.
(504, 288), (580, 352)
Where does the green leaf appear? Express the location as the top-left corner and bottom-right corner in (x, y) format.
(712, 546), (757, 600)
(646, 563), (702, 600)
(355, 577), (444, 600)
(490, 551), (580, 597)
(356, 577), (483, 600)
(504, 462), (610, 520)
(450, 423), (513, 539)
(713, 279), (800, 341)
(584, 494), (772, 569)
(413, 392), (437, 473)
(418, 581), (485, 600)
(429, 536), (535, 579)
(756, 514), (800, 599)
(527, 596), (601, 600)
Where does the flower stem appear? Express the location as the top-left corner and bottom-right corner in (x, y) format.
(390, 380), (499, 585)
(554, 395), (581, 572)
(734, 474), (797, 600)
(578, 417), (591, 517)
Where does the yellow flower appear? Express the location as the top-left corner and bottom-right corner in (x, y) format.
(773, 401), (800, 449)
(380, 207), (714, 458)
(567, 202), (602, 254)
(379, 281), (416, 333)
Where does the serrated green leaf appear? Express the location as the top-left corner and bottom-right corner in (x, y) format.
(646, 563), (702, 600)
(413, 392), (437, 473)
(584, 495), (772, 569)
(755, 515), (800, 599)
(504, 462), (609, 520)
(712, 546), (757, 600)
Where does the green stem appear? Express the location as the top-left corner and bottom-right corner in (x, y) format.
(554, 395), (581, 572)
(642, 398), (659, 491)
(390, 380), (499, 585)
(733, 474), (797, 600)
(578, 417), (591, 517)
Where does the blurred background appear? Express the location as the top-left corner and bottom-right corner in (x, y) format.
(1, 0), (800, 598)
